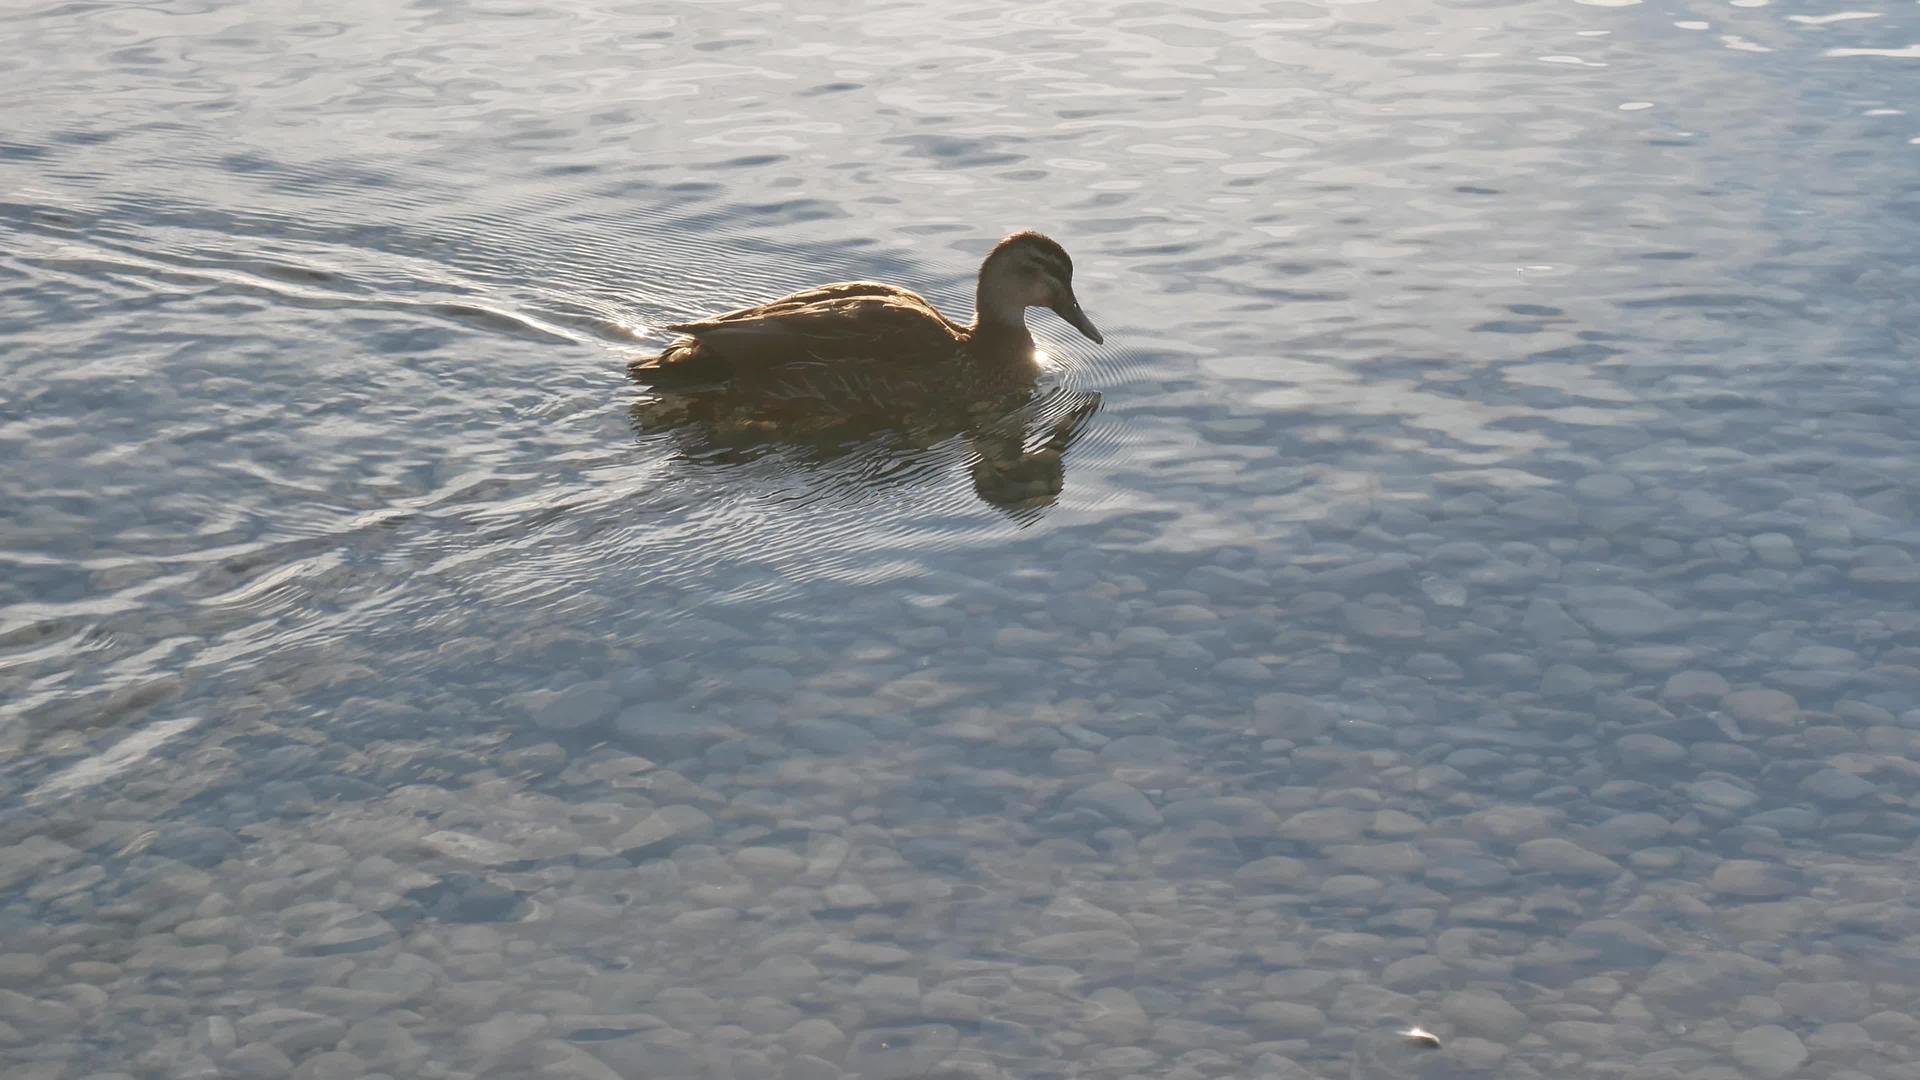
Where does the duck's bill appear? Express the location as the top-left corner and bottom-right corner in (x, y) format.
(1051, 297), (1104, 344)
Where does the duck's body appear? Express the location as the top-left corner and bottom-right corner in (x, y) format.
(636, 280), (977, 393)
(628, 231), (1102, 403)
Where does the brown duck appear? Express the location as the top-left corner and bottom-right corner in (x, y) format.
(627, 231), (1103, 399)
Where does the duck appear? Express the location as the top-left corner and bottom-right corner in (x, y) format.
(627, 231), (1103, 398)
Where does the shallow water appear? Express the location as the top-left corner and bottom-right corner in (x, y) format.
(3, 0), (1920, 1077)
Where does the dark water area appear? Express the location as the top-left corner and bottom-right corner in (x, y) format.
(2, 0), (1919, 1077)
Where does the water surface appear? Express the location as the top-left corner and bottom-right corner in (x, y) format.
(3, 0), (1919, 1077)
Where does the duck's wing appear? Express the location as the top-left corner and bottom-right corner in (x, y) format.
(665, 287), (965, 367)
(666, 281), (916, 331)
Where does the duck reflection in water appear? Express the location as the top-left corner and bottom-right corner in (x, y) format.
(627, 231), (1106, 516)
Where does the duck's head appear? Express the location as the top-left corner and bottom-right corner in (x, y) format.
(977, 231), (1103, 344)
